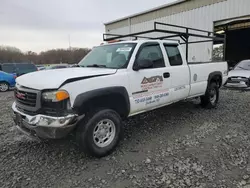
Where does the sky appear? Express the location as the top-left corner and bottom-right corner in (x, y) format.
(0, 0), (176, 53)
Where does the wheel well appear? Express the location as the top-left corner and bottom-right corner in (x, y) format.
(209, 74), (222, 88)
(79, 93), (129, 119)
(0, 81), (9, 85)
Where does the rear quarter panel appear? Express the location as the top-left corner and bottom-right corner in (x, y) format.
(0, 72), (16, 87)
(188, 61), (228, 97)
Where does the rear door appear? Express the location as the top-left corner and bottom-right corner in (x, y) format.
(163, 43), (190, 102)
(128, 42), (172, 114)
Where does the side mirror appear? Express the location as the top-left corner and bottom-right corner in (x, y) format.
(134, 59), (153, 71)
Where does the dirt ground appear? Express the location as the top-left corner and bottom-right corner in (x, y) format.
(0, 88), (250, 188)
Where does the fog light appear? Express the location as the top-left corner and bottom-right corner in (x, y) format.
(49, 117), (74, 127)
(59, 118), (67, 124)
(39, 117), (49, 126)
(35, 115), (76, 127)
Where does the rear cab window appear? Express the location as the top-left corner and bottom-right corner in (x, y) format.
(164, 44), (183, 66)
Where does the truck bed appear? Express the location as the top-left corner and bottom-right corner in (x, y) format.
(188, 61), (228, 97)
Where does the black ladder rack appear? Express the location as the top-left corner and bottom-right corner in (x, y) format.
(103, 21), (225, 61)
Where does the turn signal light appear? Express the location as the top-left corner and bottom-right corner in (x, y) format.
(56, 91), (69, 101)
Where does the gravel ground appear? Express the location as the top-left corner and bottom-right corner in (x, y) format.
(0, 88), (250, 188)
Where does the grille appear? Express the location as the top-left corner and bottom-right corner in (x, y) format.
(15, 89), (37, 107)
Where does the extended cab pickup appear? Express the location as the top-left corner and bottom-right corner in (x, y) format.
(12, 39), (228, 157)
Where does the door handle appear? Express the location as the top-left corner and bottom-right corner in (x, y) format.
(163, 72), (170, 78)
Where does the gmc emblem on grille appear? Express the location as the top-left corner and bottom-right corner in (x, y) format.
(16, 92), (26, 100)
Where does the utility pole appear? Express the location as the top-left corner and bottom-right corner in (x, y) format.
(68, 34), (72, 64)
(68, 34), (71, 50)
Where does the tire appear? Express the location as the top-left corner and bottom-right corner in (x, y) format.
(247, 80), (250, 87)
(200, 82), (219, 109)
(76, 109), (123, 158)
(0, 82), (9, 92)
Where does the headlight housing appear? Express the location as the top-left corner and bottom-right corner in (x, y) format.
(42, 90), (69, 102)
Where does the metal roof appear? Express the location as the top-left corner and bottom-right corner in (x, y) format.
(104, 0), (187, 25)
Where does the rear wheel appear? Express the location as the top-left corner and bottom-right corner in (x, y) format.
(200, 82), (219, 109)
(247, 80), (250, 87)
(76, 109), (123, 158)
(0, 82), (9, 92)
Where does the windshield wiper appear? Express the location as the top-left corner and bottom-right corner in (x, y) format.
(86, 64), (107, 68)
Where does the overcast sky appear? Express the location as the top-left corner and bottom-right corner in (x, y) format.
(0, 0), (176, 53)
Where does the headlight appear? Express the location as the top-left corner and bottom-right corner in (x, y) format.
(42, 90), (69, 102)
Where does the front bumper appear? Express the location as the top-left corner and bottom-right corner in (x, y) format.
(12, 102), (79, 139)
(225, 78), (250, 88)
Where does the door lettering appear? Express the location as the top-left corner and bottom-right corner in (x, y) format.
(133, 89), (169, 106)
(141, 75), (163, 90)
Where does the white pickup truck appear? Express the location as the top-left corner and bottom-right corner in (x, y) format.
(12, 39), (228, 157)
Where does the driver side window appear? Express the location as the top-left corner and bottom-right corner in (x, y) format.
(136, 44), (165, 69)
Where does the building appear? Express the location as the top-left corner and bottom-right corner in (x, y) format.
(104, 0), (250, 65)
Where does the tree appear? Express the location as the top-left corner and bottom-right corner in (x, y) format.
(0, 45), (24, 62)
(0, 46), (91, 64)
(212, 45), (224, 61)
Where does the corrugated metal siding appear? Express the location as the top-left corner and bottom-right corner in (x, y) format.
(106, 20), (129, 31)
(105, 0), (226, 31)
(130, 0), (227, 25)
(106, 0), (250, 62)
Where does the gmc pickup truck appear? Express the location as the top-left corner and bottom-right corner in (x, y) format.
(12, 23), (228, 157)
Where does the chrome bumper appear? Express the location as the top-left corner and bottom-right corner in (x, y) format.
(225, 78), (249, 88)
(12, 102), (79, 139)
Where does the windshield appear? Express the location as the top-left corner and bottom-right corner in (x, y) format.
(234, 60), (250, 70)
(78, 43), (136, 69)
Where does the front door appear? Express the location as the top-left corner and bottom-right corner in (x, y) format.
(128, 42), (172, 115)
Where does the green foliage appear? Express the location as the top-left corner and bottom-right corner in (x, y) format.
(212, 45), (224, 61)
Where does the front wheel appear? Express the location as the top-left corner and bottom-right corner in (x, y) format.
(76, 109), (123, 158)
(0, 82), (9, 92)
(200, 82), (219, 109)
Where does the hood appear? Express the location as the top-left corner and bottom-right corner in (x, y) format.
(16, 67), (117, 90)
(228, 69), (250, 78)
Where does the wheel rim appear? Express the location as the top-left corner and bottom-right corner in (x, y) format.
(0, 83), (8, 92)
(93, 119), (116, 148)
(210, 88), (217, 104)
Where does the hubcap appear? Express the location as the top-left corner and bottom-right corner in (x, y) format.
(0, 83), (8, 92)
(93, 119), (116, 148)
(210, 88), (217, 104)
